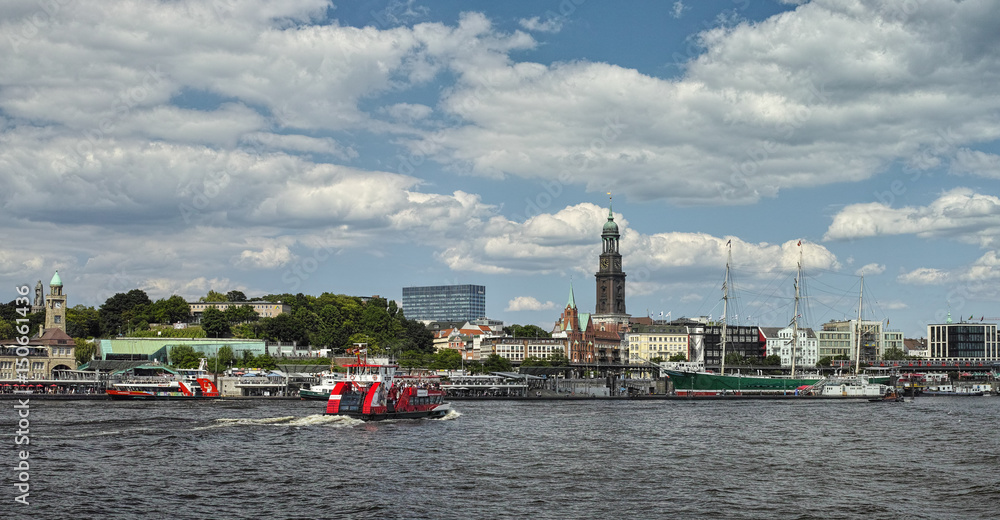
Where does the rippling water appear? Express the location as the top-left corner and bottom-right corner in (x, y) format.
(5, 397), (999, 519)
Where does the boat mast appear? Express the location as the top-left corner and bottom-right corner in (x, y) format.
(791, 243), (801, 378)
(720, 241), (731, 376)
(854, 275), (863, 376)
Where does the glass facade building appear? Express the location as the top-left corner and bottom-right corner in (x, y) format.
(402, 284), (486, 322)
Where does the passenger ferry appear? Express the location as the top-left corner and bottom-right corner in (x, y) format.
(106, 359), (221, 399)
(325, 360), (450, 421)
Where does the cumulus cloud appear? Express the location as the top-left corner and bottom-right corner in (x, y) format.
(855, 263), (886, 276)
(824, 188), (1000, 247)
(506, 296), (556, 312)
(402, 0), (1000, 204)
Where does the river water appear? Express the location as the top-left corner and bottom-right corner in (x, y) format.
(5, 397), (999, 519)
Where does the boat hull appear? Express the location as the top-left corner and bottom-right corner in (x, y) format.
(665, 370), (891, 395)
(298, 389), (331, 400)
(327, 403), (451, 421)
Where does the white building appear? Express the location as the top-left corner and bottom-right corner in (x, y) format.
(762, 327), (818, 368)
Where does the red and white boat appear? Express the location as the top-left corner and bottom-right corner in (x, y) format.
(106, 359), (221, 400)
(325, 360), (450, 421)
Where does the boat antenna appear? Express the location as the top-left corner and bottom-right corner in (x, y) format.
(720, 240), (732, 376)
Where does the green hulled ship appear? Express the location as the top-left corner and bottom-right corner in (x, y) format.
(664, 370), (891, 395)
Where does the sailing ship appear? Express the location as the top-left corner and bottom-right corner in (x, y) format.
(663, 241), (889, 395)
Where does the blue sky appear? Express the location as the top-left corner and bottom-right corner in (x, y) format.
(2, 0), (999, 339)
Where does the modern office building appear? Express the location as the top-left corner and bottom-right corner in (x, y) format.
(927, 317), (998, 359)
(402, 284), (486, 323)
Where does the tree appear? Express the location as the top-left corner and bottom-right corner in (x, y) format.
(483, 354), (512, 372)
(548, 352), (570, 366)
(226, 290), (247, 302)
(66, 305), (101, 338)
(74, 337), (96, 365)
(99, 289), (152, 336)
(399, 350), (428, 370)
(150, 295), (190, 324)
(882, 347), (907, 360)
(667, 353), (688, 362)
(521, 355), (550, 367)
(505, 324), (551, 338)
(200, 290), (227, 302)
(433, 349), (462, 370)
(649, 356), (665, 364)
(169, 345), (201, 369)
(263, 313), (306, 344)
(763, 354), (782, 366)
(201, 307), (231, 338)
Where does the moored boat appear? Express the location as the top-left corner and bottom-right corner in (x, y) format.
(107, 359), (220, 399)
(299, 372), (345, 400)
(325, 361), (450, 421)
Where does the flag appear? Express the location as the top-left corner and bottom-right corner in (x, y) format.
(981, 316), (984, 321)
(726, 239), (731, 246)
(970, 315), (974, 320)
(797, 240), (801, 246)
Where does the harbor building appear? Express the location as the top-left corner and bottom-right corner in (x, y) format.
(0, 271), (78, 380)
(695, 324), (767, 367)
(479, 336), (569, 364)
(762, 327), (819, 368)
(927, 317), (998, 360)
(817, 319), (904, 362)
(98, 337), (267, 363)
(402, 284), (486, 323)
(187, 301), (291, 322)
(628, 324), (689, 364)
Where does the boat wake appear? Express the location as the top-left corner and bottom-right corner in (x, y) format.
(434, 408), (462, 421)
(196, 414), (362, 430)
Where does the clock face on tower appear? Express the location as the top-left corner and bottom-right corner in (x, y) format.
(55, 302), (61, 309)
(614, 259), (621, 269)
(601, 258), (609, 269)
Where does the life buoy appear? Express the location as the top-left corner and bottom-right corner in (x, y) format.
(350, 375), (357, 381)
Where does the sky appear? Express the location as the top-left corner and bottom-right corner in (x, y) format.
(2, 0), (999, 340)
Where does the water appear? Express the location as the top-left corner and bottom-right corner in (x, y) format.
(5, 397), (999, 519)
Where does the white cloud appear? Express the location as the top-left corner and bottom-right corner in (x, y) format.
(518, 16), (564, 33)
(897, 267), (949, 285)
(401, 0), (1000, 204)
(952, 148), (1000, 179)
(825, 188), (1000, 247)
(506, 296), (556, 312)
(235, 244), (295, 269)
(671, 1), (688, 19)
(855, 263), (885, 276)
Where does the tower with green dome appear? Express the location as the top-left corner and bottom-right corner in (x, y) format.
(595, 197), (627, 318)
(44, 270), (67, 333)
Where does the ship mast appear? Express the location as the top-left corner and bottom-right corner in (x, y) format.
(854, 275), (863, 376)
(720, 241), (731, 376)
(791, 243), (801, 378)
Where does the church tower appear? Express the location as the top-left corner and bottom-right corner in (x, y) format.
(595, 202), (626, 317)
(44, 270), (67, 333)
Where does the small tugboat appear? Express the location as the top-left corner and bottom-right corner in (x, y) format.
(107, 359), (221, 400)
(869, 389), (905, 402)
(325, 357), (450, 421)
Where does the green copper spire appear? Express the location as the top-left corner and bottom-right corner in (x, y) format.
(567, 283), (577, 309)
(50, 270), (63, 286)
(602, 193), (619, 235)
